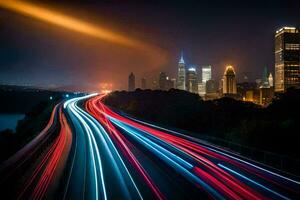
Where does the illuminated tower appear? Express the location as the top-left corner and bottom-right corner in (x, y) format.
(128, 72), (135, 91)
(202, 65), (212, 83)
(275, 27), (300, 92)
(186, 67), (198, 93)
(262, 67), (268, 83)
(177, 51), (186, 90)
(222, 65), (237, 94)
(268, 73), (274, 87)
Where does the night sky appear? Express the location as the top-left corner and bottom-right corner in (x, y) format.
(0, 0), (300, 91)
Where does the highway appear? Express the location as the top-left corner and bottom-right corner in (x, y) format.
(0, 93), (299, 199)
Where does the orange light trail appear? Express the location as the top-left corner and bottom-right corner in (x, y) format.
(0, 0), (152, 50)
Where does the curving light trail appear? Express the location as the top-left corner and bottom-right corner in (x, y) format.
(1, 94), (299, 199)
(63, 94), (143, 200)
(85, 94), (300, 200)
(0, 0), (160, 52)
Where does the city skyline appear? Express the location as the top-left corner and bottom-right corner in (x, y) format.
(1, 0), (300, 91)
(1, 1), (300, 199)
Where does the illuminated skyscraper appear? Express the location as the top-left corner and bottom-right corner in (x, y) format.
(268, 73), (274, 87)
(186, 67), (198, 93)
(202, 65), (212, 83)
(177, 51), (186, 90)
(222, 65), (237, 94)
(275, 27), (300, 92)
(128, 72), (135, 91)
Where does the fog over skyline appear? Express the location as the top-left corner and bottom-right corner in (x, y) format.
(0, 0), (300, 91)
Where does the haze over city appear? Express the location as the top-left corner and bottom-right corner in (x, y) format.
(1, 0), (299, 91)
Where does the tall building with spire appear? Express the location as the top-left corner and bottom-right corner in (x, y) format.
(222, 65), (237, 95)
(177, 51), (186, 90)
(128, 72), (135, 91)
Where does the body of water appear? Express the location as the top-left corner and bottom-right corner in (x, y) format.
(0, 114), (25, 132)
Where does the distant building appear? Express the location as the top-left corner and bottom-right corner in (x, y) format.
(275, 27), (300, 92)
(151, 79), (158, 90)
(244, 90), (254, 102)
(141, 78), (147, 89)
(206, 80), (217, 94)
(165, 77), (174, 90)
(186, 67), (198, 93)
(170, 78), (177, 89)
(222, 65), (237, 95)
(159, 72), (167, 90)
(205, 80), (219, 100)
(198, 82), (205, 97)
(202, 65), (212, 83)
(128, 72), (135, 91)
(262, 67), (268, 81)
(268, 73), (274, 87)
(177, 51), (186, 90)
(237, 82), (258, 102)
(259, 86), (274, 106)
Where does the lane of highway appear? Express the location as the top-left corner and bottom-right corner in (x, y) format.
(85, 94), (300, 200)
(0, 103), (72, 200)
(63, 94), (143, 199)
(1, 94), (299, 199)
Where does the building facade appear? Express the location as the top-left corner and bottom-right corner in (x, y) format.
(141, 78), (147, 89)
(159, 72), (167, 90)
(177, 52), (186, 90)
(128, 72), (135, 91)
(222, 65), (237, 95)
(202, 65), (212, 83)
(186, 67), (198, 93)
(268, 73), (274, 87)
(275, 27), (300, 92)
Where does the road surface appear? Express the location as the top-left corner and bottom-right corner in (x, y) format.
(0, 94), (299, 199)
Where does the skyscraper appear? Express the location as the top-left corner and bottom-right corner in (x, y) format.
(222, 65), (237, 95)
(268, 73), (274, 87)
(198, 82), (206, 97)
(141, 78), (147, 89)
(128, 72), (135, 91)
(262, 67), (268, 84)
(159, 72), (167, 90)
(177, 51), (186, 90)
(202, 65), (212, 83)
(186, 67), (198, 93)
(275, 27), (300, 92)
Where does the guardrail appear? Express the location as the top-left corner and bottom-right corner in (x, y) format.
(117, 110), (300, 178)
(197, 134), (300, 177)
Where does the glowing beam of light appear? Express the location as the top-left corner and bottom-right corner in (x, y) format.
(0, 0), (156, 51)
(110, 118), (225, 200)
(218, 164), (290, 200)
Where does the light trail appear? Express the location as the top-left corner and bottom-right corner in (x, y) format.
(218, 164), (290, 200)
(0, 0), (158, 52)
(85, 94), (300, 200)
(1, 94), (299, 199)
(64, 94), (143, 200)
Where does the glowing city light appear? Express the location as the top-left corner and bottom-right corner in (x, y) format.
(0, 0), (151, 51)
